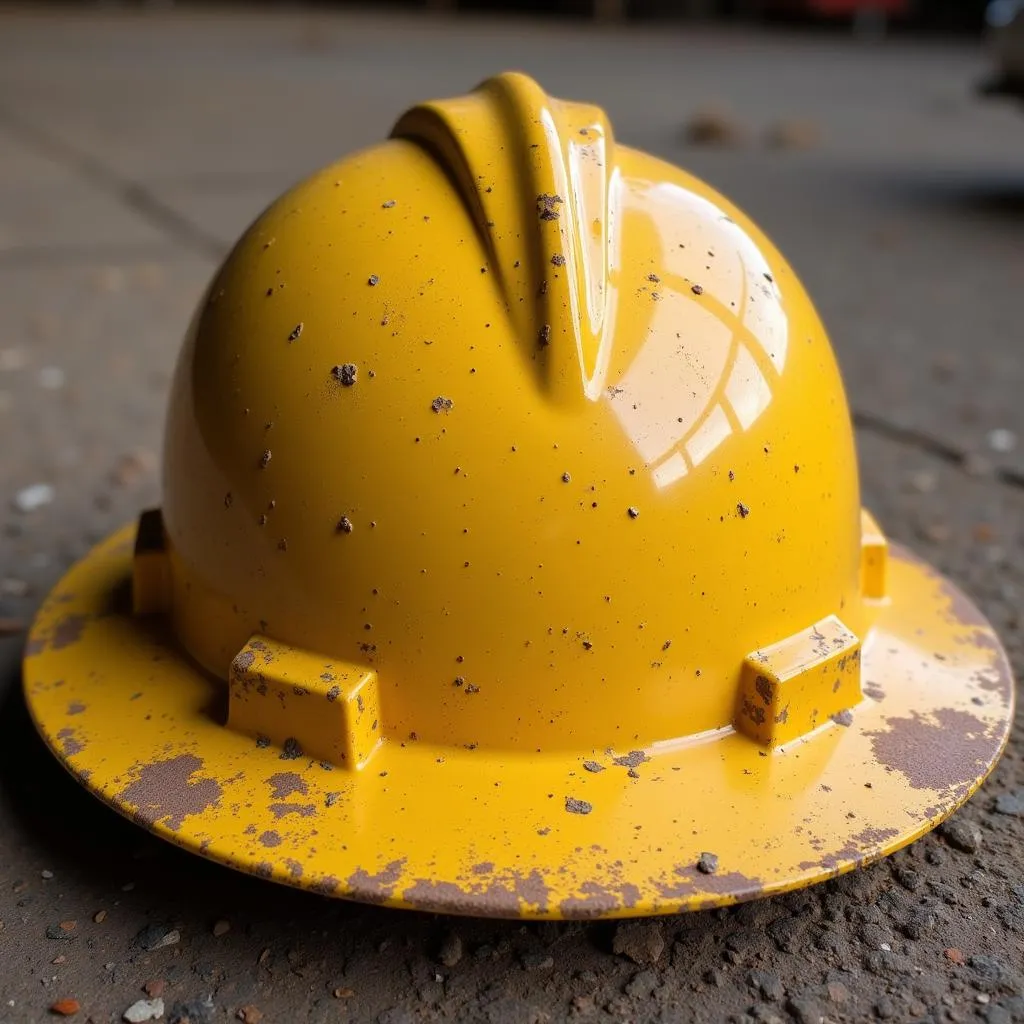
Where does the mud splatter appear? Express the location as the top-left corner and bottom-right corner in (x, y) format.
(284, 859), (304, 878)
(66, 702), (86, 716)
(267, 772), (307, 799)
(117, 754), (222, 831)
(868, 709), (999, 792)
(259, 830), (282, 847)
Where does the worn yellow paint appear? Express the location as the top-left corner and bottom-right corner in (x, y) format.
(23, 72), (1014, 919)
(736, 615), (861, 748)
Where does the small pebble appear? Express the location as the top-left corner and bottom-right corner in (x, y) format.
(987, 428), (1016, 454)
(939, 818), (982, 854)
(122, 999), (164, 1023)
(565, 796), (592, 815)
(14, 483), (55, 512)
(38, 366), (65, 390)
(212, 919), (230, 937)
(93, 910), (106, 924)
(143, 980), (166, 998)
(236, 1006), (263, 1024)
(993, 792), (1023, 816)
(0, 578), (29, 597)
(332, 988), (354, 999)
(49, 999), (80, 1016)
(521, 952), (554, 971)
(697, 852), (719, 875)
(613, 921), (665, 966)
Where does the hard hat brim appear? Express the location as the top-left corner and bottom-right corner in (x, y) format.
(23, 521), (1013, 920)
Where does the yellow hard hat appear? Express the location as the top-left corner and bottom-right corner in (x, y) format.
(24, 72), (1013, 919)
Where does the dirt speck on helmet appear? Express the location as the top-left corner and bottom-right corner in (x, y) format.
(697, 851), (719, 875)
(565, 796), (592, 815)
(536, 193), (563, 221)
(431, 396), (453, 414)
(332, 363), (358, 387)
(288, 323), (303, 342)
(627, 506), (640, 519)
(737, 502), (750, 519)
(260, 449), (272, 468)
(367, 274), (380, 286)
(336, 516), (353, 535)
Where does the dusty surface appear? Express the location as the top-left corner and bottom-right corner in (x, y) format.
(1, 7), (1024, 1023)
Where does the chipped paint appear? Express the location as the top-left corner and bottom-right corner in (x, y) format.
(347, 859), (406, 904)
(559, 881), (641, 918)
(266, 772), (307, 799)
(51, 613), (87, 650)
(402, 869), (550, 917)
(269, 803), (315, 818)
(868, 709), (997, 794)
(117, 755), (223, 831)
(56, 727), (84, 756)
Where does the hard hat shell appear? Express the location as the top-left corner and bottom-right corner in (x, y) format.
(24, 73), (1013, 919)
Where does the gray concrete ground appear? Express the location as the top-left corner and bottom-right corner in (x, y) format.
(2, 6), (1024, 1023)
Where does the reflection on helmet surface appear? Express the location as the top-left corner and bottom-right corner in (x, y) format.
(605, 182), (788, 489)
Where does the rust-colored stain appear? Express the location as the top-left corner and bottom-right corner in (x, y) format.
(56, 727), (84, 756)
(269, 803), (315, 818)
(402, 868), (550, 917)
(117, 754), (223, 831)
(267, 772), (307, 799)
(868, 709), (996, 794)
(346, 859), (407, 904)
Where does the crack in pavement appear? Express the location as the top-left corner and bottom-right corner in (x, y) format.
(853, 409), (1024, 491)
(0, 103), (225, 261)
